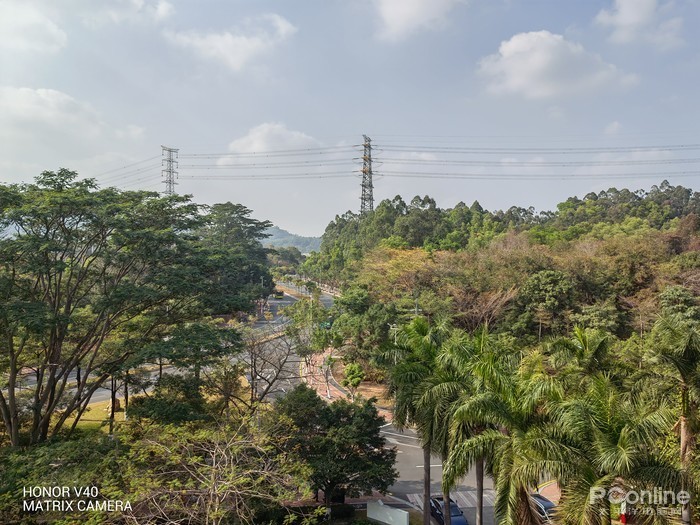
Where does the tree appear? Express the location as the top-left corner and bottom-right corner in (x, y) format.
(341, 362), (365, 401)
(0, 170), (210, 445)
(443, 362), (568, 524)
(127, 373), (210, 424)
(197, 202), (273, 315)
(554, 374), (676, 525)
(421, 326), (512, 525)
(388, 316), (448, 525)
(647, 314), (700, 525)
(513, 269), (575, 339)
(545, 326), (613, 391)
(234, 321), (300, 413)
(116, 419), (310, 525)
(275, 384), (397, 505)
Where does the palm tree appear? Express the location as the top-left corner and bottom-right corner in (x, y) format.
(554, 373), (676, 525)
(547, 325), (612, 388)
(647, 314), (700, 525)
(442, 351), (575, 525)
(389, 316), (448, 525)
(420, 326), (509, 525)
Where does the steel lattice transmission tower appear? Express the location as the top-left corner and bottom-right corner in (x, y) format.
(360, 134), (374, 214)
(161, 145), (179, 195)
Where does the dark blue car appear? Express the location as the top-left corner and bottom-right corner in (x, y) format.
(429, 496), (469, 525)
(531, 493), (557, 521)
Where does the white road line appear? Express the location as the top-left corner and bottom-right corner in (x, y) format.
(384, 437), (422, 449)
(406, 490), (497, 508)
(380, 431), (421, 440)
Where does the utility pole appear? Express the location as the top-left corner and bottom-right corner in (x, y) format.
(161, 145), (178, 195)
(360, 134), (374, 214)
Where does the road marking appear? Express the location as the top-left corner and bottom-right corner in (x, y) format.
(384, 438), (422, 449)
(403, 490), (496, 509)
(380, 431), (421, 440)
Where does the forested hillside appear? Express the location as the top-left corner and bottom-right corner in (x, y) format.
(303, 180), (699, 286)
(301, 181), (700, 342)
(296, 180), (700, 524)
(265, 226), (321, 253)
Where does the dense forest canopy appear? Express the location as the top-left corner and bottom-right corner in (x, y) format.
(303, 181), (700, 285)
(265, 226), (321, 253)
(292, 180), (700, 524)
(3, 173), (700, 524)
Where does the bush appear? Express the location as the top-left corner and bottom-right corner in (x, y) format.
(330, 504), (356, 519)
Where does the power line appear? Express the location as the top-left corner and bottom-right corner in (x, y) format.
(93, 155), (162, 177)
(376, 157), (700, 167)
(96, 163), (162, 185)
(380, 143), (700, 154)
(379, 170), (700, 180)
(179, 171), (352, 180)
(178, 159), (353, 169)
(179, 145), (357, 159)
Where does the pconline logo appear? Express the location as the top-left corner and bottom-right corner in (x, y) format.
(590, 486), (690, 506)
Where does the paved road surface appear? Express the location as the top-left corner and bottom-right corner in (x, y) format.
(381, 423), (496, 525)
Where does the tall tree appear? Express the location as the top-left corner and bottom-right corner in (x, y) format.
(0, 170), (209, 445)
(198, 202), (273, 315)
(422, 326), (510, 525)
(648, 314), (700, 525)
(443, 363), (568, 524)
(388, 316), (448, 525)
(554, 374), (676, 525)
(275, 384), (397, 505)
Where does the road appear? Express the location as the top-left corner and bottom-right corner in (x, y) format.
(274, 286), (496, 523)
(10, 286), (496, 522)
(380, 423), (496, 524)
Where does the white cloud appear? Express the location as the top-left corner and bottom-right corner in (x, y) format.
(604, 120), (622, 135)
(478, 31), (638, 99)
(115, 124), (146, 140)
(220, 123), (320, 166)
(0, 87), (102, 140)
(80, 0), (174, 26)
(163, 14), (296, 72)
(547, 105), (566, 120)
(0, 87), (146, 168)
(0, 2), (66, 53)
(595, 0), (683, 50)
(374, 0), (464, 42)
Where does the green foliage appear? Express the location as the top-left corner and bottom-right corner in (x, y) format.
(0, 171), (276, 445)
(659, 285), (700, 322)
(264, 225), (321, 253)
(0, 170), (213, 444)
(275, 384), (397, 505)
(198, 202), (274, 314)
(304, 181), (700, 289)
(127, 374), (210, 423)
(341, 362), (365, 399)
(511, 269), (574, 338)
(114, 419), (311, 525)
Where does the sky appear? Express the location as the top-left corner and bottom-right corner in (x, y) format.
(1, 0), (700, 236)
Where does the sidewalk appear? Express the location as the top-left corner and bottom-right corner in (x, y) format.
(300, 348), (394, 423)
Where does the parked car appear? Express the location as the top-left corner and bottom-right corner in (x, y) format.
(429, 496), (469, 525)
(531, 493), (557, 521)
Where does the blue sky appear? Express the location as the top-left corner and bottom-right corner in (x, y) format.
(1, 0), (699, 235)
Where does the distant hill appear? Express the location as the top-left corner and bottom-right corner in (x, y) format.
(265, 226), (321, 253)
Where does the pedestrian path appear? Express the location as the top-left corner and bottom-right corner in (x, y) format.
(406, 490), (496, 509)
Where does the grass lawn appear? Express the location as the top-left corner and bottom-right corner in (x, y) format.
(68, 399), (125, 431)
